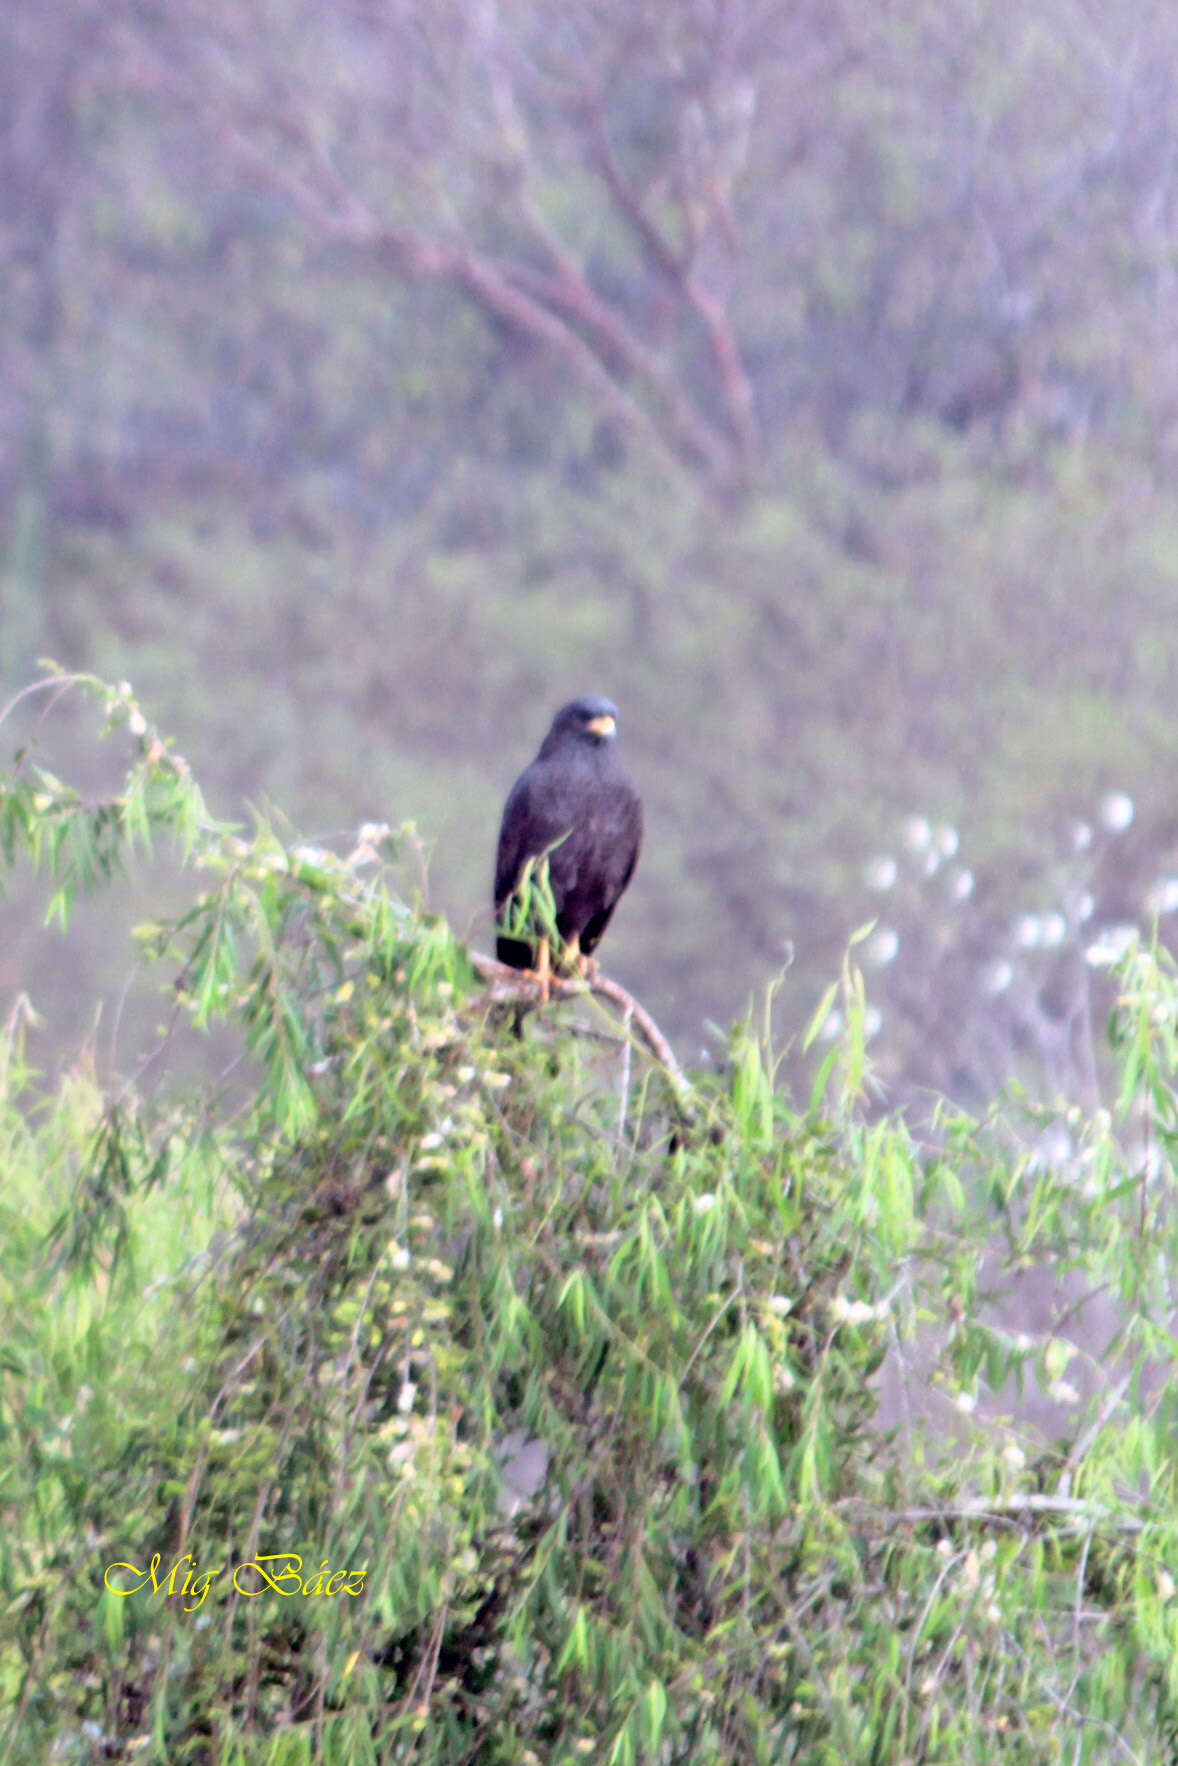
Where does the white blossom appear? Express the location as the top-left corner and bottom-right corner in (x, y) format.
(1085, 925), (1137, 967)
(981, 960), (1014, 996)
(948, 866), (974, 902)
(1071, 889), (1095, 924)
(831, 1295), (878, 1326)
(864, 926), (899, 968)
(1099, 791), (1135, 832)
(1040, 912), (1067, 948)
(864, 855), (898, 891)
(1146, 877), (1178, 916)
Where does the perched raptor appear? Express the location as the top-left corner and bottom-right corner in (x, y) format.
(493, 696), (643, 991)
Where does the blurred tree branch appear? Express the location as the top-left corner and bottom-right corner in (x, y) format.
(106, 0), (795, 500)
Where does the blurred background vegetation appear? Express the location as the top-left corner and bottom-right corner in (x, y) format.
(6, 0), (1178, 1105)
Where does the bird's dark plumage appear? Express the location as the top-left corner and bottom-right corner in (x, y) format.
(493, 696), (643, 972)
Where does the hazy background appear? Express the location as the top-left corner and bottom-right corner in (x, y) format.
(5, 0), (1178, 1107)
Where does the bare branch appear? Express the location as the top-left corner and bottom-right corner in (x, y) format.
(467, 948), (693, 1110)
(590, 111), (689, 285)
(589, 105), (761, 480)
(500, 258), (737, 477)
(615, 998), (633, 1150)
(839, 1493), (1147, 1533)
(467, 16), (741, 479)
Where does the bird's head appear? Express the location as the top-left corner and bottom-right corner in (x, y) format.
(543, 696), (619, 751)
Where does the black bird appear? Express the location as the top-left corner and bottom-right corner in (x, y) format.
(493, 696), (643, 992)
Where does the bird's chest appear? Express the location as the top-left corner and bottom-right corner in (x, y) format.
(545, 789), (629, 889)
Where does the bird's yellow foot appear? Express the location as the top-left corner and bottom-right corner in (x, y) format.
(534, 935), (551, 1003)
(562, 933), (595, 982)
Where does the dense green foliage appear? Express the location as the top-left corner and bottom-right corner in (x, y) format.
(6, 677), (1178, 1762)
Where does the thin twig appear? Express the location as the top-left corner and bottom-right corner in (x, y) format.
(0, 671), (94, 733)
(615, 1000), (633, 1150)
(838, 1493), (1147, 1531)
(1061, 1371), (1133, 1475)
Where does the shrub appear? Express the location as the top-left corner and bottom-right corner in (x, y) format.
(3, 672), (1178, 1764)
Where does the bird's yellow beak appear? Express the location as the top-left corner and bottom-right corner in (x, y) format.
(585, 713), (616, 738)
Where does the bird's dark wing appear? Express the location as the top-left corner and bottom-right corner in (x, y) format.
(621, 793), (643, 890)
(607, 783), (643, 896)
(494, 774), (535, 910)
(494, 769), (572, 907)
(577, 790), (643, 953)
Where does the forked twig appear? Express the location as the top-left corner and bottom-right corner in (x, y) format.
(467, 948), (693, 1109)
